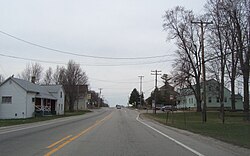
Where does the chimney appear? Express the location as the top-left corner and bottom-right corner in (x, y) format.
(31, 76), (36, 84)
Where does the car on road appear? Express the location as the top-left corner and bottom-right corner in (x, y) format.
(116, 105), (121, 109)
(161, 105), (176, 111)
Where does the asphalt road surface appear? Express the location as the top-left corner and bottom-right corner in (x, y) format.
(0, 108), (249, 156)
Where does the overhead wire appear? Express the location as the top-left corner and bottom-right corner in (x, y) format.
(89, 76), (154, 84)
(0, 53), (66, 65)
(0, 52), (174, 66)
(0, 30), (174, 60)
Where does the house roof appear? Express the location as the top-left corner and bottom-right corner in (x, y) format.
(159, 83), (179, 96)
(1, 77), (57, 100)
(41, 85), (63, 93)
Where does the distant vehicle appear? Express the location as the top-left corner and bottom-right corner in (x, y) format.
(161, 105), (176, 111)
(116, 105), (121, 109)
(153, 104), (163, 110)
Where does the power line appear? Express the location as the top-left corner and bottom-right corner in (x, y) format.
(0, 52), (174, 66)
(0, 53), (66, 65)
(0, 30), (174, 60)
(89, 76), (155, 84)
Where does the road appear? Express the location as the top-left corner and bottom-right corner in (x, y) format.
(0, 108), (249, 156)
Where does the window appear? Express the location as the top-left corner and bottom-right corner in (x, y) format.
(32, 98), (35, 102)
(170, 95), (174, 100)
(217, 97), (220, 103)
(2, 96), (12, 104)
(224, 97), (227, 102)
(216, 86), (219, 91)
(208, 97), (212, 103)
(60, 92), (62, 98)
(208, 86), (212, 91)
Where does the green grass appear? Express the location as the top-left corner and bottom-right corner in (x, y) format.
(0, 110), (92, 127)
(143, 111), (250, 148)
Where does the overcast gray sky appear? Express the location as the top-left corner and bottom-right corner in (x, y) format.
(0, 0), (206, 107)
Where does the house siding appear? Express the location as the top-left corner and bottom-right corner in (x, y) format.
(0, 79), (34, 119)
(56, 88), (64, 115)
(26, 92), (36, 118)
(45, 86), (65, 115)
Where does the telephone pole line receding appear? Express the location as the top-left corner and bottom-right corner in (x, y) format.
(191, 20), (213, 123)
(138, 76), (144, 107)
(151, 70), (162, 114)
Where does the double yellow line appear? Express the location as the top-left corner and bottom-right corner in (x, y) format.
(44, 113), (112, 156)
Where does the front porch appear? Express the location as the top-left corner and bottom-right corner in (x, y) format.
(35, 98), (57, 116)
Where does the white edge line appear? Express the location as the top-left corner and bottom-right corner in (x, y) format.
(136, 115), (205, 156)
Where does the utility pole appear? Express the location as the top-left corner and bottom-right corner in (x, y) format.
(151, 70), (162, 114)
(138, 76), (144, 108)
(191, 20), (213, 123)
(98, 88), (102, 108)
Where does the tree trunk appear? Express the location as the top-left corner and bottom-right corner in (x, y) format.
(69, 97), (75, 112)
(195, 83), (202, 112)
(231, 78), (236, 111)
(243, 75), (249, 120)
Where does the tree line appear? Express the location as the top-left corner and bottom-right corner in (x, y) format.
(163, 0), (249, 121)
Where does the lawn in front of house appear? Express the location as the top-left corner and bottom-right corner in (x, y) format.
(0, 110), (92, 127)
(143, 111), (250, 148)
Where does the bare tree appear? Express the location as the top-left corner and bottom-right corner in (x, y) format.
(53, 65), (65, 85)
(20, 64), (32, 81)
(205, 0), (230, 123)
(223, 0), (249, 120)
(43, 67), (53, 85)
(206, 0), (249, 120)
(31, 63), (43, 83)
(19, 63), (43, 83)
(206, 0), (240, 112)
(61, 60), (88, 111)
(163, 6), (203, 112)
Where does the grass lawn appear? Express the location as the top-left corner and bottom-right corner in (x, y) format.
(143, 111), (250, 148)
(0, 110), (92, 127)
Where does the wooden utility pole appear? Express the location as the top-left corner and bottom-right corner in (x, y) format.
(138, 76), (144, 108)
(151, 70), (161, 114)
(191, 20), (213, 123)
(98, 88), (102, 108)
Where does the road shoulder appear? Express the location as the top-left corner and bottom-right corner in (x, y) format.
(138, 113), (250, 156)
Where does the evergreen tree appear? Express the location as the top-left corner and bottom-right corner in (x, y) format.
(129, 88), (140, 108)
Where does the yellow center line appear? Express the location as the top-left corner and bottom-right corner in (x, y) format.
(44, 113), (113, 156)
(47, 135), (72, 149)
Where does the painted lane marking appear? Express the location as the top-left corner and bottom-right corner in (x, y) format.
(47, 135), (72, 149)
(136, 115), (205, 156)
(44, 113), (113, 156)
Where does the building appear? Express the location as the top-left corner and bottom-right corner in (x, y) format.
(41, 85), (65, 115)
(159, 82), (179, 105)
(145, 82), (178, 108)
(178, 79), (243, 110)
(64, 85), (88, 111)
(0, 77), (65, 119)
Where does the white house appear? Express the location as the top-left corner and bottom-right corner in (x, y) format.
(0, 77), (65, 119)
(41, 85), (65, 115)
(178, 79), (243, 110)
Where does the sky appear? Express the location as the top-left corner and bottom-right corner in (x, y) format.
(0, 0), (207, 107)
